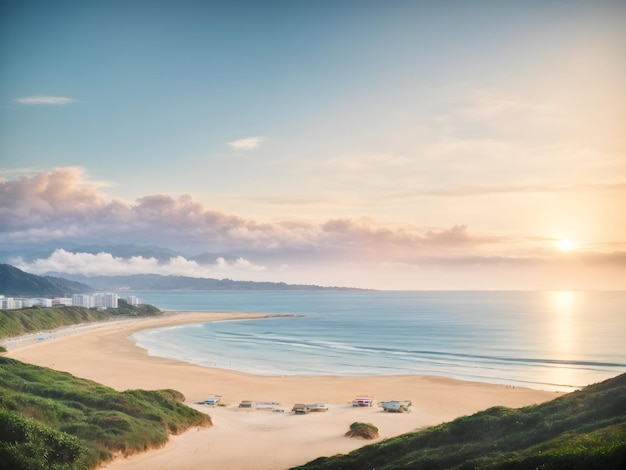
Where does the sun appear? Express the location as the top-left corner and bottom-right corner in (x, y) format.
(556, 239), (577, 252)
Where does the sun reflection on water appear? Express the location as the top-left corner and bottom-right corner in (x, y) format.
(546, 291), (581, 388)
(552, 291), (577, 315)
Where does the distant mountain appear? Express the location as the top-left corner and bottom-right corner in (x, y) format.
(46, 273), (361, 291)
(0, 264), (93, 297)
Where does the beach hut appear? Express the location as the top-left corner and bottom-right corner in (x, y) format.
(292, 403), (311, 414)
(308, 403), (328, 412)
(352, 397), (375, 407)
(204, 395), (221, 406)
(256, 401), (281, 410)
(380, 400), (412, 413)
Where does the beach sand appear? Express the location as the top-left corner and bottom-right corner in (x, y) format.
(4, 312), (561, 470)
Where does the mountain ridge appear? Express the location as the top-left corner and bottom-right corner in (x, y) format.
(44, 272), (363, 291)
(0, 264), (363, 295)
(0, 264), (93, 296)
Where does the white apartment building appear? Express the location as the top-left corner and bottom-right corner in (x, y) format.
(72, 294), (95, 308)
(0, 296), (16, 310)
(126, 295), (141, 306)
(52, 297), (73, 306)
(2, 292), (128, 310)
(93, 293), (119, 309)
(37, 298), (53, 307)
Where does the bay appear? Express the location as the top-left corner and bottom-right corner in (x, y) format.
(127, 290), (626, 392)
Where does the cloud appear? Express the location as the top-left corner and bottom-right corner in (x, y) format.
(320, 219), (477, 250)
(228, 136), (266, 150)
(0, 166), (114, 227)
(15, 96), (77, 105)
(2, 167), (623, 285)
(0, 168), (497, 260)
(14, 249), (265, 278)
(386, 182), (626, 201)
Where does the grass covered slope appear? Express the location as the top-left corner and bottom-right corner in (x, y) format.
(0, 357), (211, 469)
(0, 302), (161, 339)
(0, 263), (93, 297)
(295, 374), (626, 470)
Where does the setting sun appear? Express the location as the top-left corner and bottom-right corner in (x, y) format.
(557, 239), (577, 252)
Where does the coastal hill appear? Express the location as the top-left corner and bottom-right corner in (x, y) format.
(0, 355), (210, 469)
(0, 302), (162, 339)
(294, 373), (626, 470)
(52, 273), (361, 291)
(0, 264), (93, 296)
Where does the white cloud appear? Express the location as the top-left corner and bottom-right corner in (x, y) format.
(16, 96), (77, 105)
(228, 136), (266, 150)
(14, 249), (266, 278)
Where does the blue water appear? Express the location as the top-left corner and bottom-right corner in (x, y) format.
(127, 290), (626, 392)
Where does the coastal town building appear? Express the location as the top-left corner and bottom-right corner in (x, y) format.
(72, 294), (95, 308)
(1, 293), (141, 310)
(126, 295), (141, 306)
(0, 295), (17, 310)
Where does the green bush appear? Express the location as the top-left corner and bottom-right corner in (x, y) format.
(0, 357), (211, 469)
(345, 422), (379, 439)
(0, 409), (86, 469)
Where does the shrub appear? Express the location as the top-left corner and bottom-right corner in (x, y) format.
(0, 357), (212, 468)
(345, 422), (379, 439)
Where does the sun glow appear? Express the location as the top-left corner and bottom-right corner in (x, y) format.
(557, 239), (577, 252)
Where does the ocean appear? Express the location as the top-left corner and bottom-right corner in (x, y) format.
(128, 290), (626, 392)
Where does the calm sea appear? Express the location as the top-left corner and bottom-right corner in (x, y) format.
(127, 290), (626, 392)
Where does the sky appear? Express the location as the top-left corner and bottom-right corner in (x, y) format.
(1, 0), (625, 290)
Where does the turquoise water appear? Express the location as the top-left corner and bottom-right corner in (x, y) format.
(128, 290), (626, 391)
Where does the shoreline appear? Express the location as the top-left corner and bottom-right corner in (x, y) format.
(1, 311), (295, 353)
(3, 311), (562, 469)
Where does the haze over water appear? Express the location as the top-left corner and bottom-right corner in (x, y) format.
(131, 290), (626, 392)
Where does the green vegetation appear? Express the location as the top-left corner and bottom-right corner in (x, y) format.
(0, 263), (93, 296)
(0, 356), (211, 469)
(345, 422), (379, 439)
(0, 303), (161, 339)
(295, 373), (626, 470)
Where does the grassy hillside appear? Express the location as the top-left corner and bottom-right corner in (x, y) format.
(294, 374), (626, 470)
(0, 356), (211, 469)
(0, 303), (161, 339)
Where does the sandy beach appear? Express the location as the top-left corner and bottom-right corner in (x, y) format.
(4, 312), (561, 470)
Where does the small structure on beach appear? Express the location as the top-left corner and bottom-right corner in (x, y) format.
(291, 403), (328, 414)
(292, 403), (311, 414)
(256, 401), (281, 410)
(204, 395), (221, 406)
(352, 397), (375, 407)
(380, 400), (412, 413)
(308, 403), (328, 412)
(239, 400), (254, 408)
